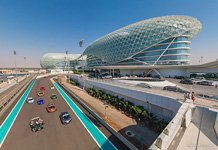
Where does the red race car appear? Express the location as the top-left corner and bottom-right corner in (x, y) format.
(46, 103), (57, 113)
(40, 86), (46, 91)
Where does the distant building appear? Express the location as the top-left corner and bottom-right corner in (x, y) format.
(0, 70), (13, 74)
(40, 53), (81, 69)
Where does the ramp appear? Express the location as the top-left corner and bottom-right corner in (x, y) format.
(177, 107), (218, 150)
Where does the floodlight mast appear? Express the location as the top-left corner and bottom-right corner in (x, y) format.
(79, 40), (84, 75)
(79, 40), (86, 90)
(13, 50), (18, 83)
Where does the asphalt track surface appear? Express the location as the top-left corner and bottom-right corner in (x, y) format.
(0, 77), (128, 150)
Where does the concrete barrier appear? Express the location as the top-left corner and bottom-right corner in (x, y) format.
(57, 80), (138, 150)
(214, 112), (218, 140)
(148, 99), (193, 150)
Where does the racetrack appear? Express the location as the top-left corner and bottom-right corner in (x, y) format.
(0, 77), (127, 150)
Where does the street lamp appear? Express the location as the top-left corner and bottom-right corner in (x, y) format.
(104, 100), (108, 105)
(65, 50), (71, 82)
(79, 40), (86, 90)
(201, 56), (203, 64)
(79, 39), (84, 47)
(13, 50), (18, 84)
(104, 105), (109, 119)
(65, 50), (68, 73)
(24, 57), (27, 77)
(78, 39), (85, 74)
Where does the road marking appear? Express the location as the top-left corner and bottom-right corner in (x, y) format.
(0, 80), (35, 148)
(53, 82), (118, 150)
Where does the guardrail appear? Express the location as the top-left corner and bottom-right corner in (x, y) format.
(0, 75), (35, 114)
(148, 99), (193, 150)
(57, 81), (138, 150)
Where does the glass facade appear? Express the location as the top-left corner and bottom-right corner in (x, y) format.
(83, 15), (201, 68)
(40, 53), (81, 69)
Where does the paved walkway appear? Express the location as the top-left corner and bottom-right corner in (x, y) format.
(175, 107), (218, 150)
(60, 76), (158, 149)
(167, 78), (218, 97)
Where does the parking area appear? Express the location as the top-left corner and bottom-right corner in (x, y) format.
(166, 78), (218, 98)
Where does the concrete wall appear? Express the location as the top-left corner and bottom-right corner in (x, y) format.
(120, 69), (145, 76)
(158, 68), (190, 77)
(149, 99), (193, 150)
(71, 75), (182, 120)
(214, 112), (218, 141)
(188, 67), (218, 73)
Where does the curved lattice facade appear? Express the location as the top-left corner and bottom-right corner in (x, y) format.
(83, 15), (201, 68)
(40, 53), (80, 69)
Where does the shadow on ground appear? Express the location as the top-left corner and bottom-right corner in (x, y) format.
(192, 106), (218, 147)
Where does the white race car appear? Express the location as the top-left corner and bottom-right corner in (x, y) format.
(26, 97), (34, 104)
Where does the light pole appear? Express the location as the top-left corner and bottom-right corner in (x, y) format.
(79, 39), (84, 75)
(104, 100), (108, 105)
(24, 57), (27, 77)
(104, 105), (109, 119)
(66, 50), (71, 82)
(201, 56), (203, 64)
(79, 40), (86, 90)
(13, 50), (18, 83)
(65, 50), (68, 73)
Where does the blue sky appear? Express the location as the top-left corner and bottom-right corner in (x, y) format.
(0, 0), (218, 67)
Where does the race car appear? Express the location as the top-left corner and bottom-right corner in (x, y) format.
(50, 94), (57, 100)
(40, 86), (46, 91)
(46, 103), (57, 113)
(26, 97), (34, 104)
(37, 98), (45, 105)
(59, 112), (72, 124)
(38, 91), (44, 97)
(50, 86), (55, 90)
(29, 117), (44, 132)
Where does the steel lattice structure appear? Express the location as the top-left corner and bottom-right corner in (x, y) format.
(40, 53), (80, 69)
(83, 15), (201, 68)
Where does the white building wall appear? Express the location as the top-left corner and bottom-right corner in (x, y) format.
(120, 69), (134, 75)
(157, 68), (190, 77)
(188, 67), (218, 73)
(120, 68), (190, 77)
(71, 75), (182, 120)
